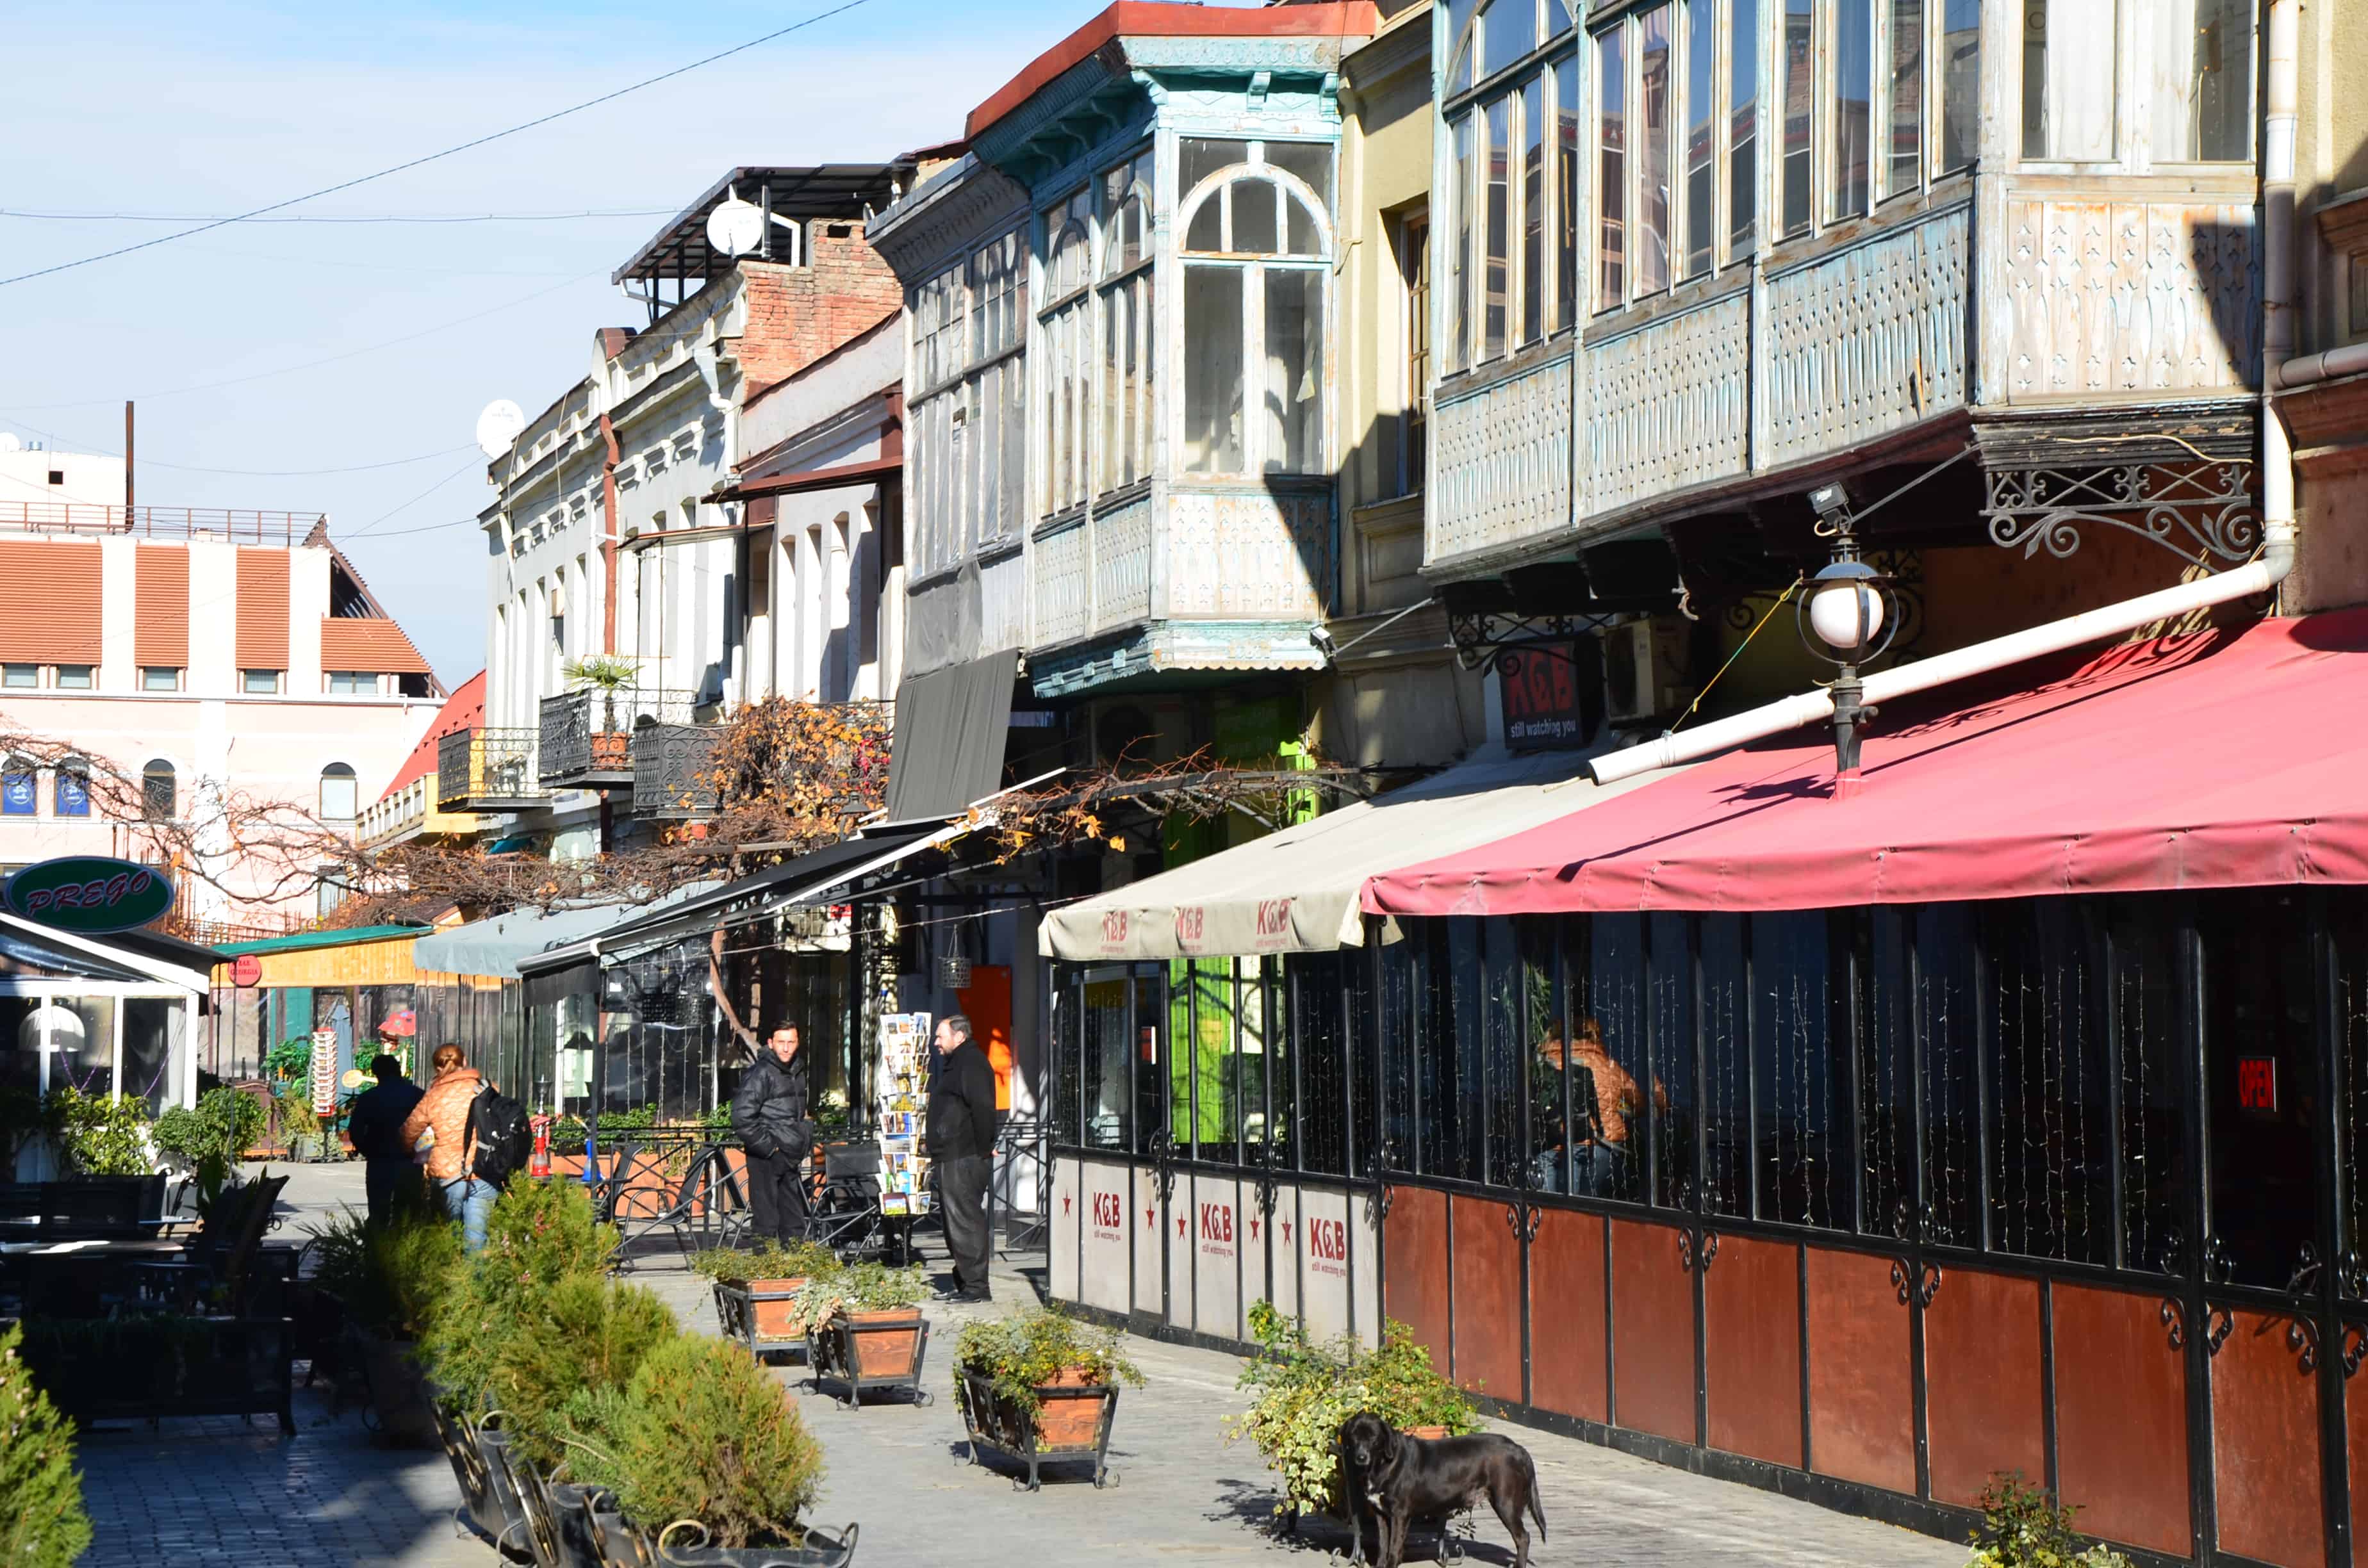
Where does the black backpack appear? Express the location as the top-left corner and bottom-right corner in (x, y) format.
(465, 1083), (533, 1189)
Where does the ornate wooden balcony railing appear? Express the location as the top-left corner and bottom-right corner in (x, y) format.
(435, 727), (545, 812)
(538, 687), (696, 787)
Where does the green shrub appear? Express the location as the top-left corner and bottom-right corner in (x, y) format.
(689, 1241), (838, 1284)
(1965, 1472), (2133, 1568)
(487, 1271), (678, 1471)
(0, 1323), (92, 1567)
(1226, 1301), (1477, 1519)
(479, 1178), (621, 1289)
(784, 1261), (925, 1337)
(44, 1085), (151, 1175)
(154, 1086), (268, 1170)
(952, 1305), (1144, 1421)
(307, 1195), (461, 1341)
(264, 1036), (313, 1083)
(593, 1334), (824, 1548)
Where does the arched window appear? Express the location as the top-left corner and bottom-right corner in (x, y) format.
(1096, 148), (1155, 494)
(1177, 140), (1335, 475)
(142, 759), (176, 822)
(1035, 188), (1094, 518)
(54, 758), (90, 817)
(320, 762), (357, 822)
(1, 756), (35, 817)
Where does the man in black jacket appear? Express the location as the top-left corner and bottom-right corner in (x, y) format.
(730, 1024), (813, 1246)
(345, 1053), (426, 1224)
(926, 1013), (1000, 1302)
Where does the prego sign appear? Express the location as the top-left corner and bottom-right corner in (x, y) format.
(4, 856), (176, 935)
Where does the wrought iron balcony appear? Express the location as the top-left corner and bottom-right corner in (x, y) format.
(538, 687), (695, 788)
(631, 724), (719, 819)
(435, 727), (546, 812)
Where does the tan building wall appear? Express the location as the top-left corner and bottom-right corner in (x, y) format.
(1316, 0), (1489, 772)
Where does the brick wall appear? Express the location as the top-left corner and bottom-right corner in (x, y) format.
(736, 222), (906, 394)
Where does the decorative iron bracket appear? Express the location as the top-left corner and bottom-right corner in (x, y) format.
(1447, 610), (1618, 675)
(2161, 1300), (2186, 1351)
(2204, 1307), (2236, 1357)
(1147, 1129), (1178, 1205)
(1677, 1230), (1719, 1275)
(1506, 1196), (1543, 1245)
(1982, 460), (2259, 568)
(2289, 1316), (2322, 1373)
(2342, 1325), (2367, 1379)
(1890, 1258), (1941, 1307)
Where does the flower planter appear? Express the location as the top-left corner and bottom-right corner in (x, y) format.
(648, 1520), (861, 1567)
(506, 1449), (611, 1568)
(356, 1328), (440, 1447)
(470, 1414), (539, 1563)
(429, 1400), (499, 1536)
(588, 732), (630, 771)
(955, 1367), (1122, 1491)
(712, 1277), (814, 1359)
(806, 1310), (930, 1410)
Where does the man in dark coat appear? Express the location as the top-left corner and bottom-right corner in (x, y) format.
(730, 1024), (813, 1246)
(344, 1053), (426, 1224)
(926, 1013), (1001, 1302)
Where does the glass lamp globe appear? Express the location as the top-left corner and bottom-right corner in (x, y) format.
(1805, 562), (1886, 655)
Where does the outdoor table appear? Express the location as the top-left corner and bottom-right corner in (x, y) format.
(0, 1237), (187, 1318)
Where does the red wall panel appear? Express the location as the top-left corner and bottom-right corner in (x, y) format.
(1528, 1209), (1607, 1423)
(2053, 1283), (2193, 1558)
(2208, 1308), (2324, 1568)
(1804, 1246), (1916, 1494)
(1384, 1186), (1452, 1371)
(1924, 1268), (2048, 1508)
(1610, 1217), (1698, 1445)
(1704, 1233), (1802, 1468)
(1450, 1195), (1524, 1403)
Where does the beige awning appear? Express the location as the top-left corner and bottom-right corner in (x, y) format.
(1038, 746), (1677, 961)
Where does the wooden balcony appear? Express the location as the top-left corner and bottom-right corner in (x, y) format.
(357, 772), (485, 849)
(434, 728), (546, 813)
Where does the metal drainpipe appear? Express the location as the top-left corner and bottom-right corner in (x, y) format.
(599, 412), (621, 656)
(1592, 9), (2301, 790)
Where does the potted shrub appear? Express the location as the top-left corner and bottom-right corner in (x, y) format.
(308, 1195), (461, 1448)
(564, 655), (641, 769)
(0, 1323), (94, 1567)
(276, 1090), (321, 1163)
(43, 1084), (151, 1176)
(557, 1334), (856, 1565)
(695, 1242), (839, 1357)
(1227, 1300), (1479, 1537)
(795, 1262), (930, 1409)
(953, 1306), (1144, 1489)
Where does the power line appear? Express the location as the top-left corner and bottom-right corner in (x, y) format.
(341, 459), (488, 541)
(0, 270), (605, 410)
(1, 208), (674, 225)
(0, 0), (878, 288)
(0, 418), (479, 477)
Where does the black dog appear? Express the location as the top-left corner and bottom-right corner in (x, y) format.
(1336, 1412), (1546, 1568)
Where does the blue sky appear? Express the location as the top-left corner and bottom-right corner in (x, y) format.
(0, 0), (1112, 686)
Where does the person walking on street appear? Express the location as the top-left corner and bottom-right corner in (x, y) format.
(345, 1053), (425, 1224)
(400, 1043), (494, 1252)
(730, 1024), (814, 1246)
(926, 1013), (999, 1303)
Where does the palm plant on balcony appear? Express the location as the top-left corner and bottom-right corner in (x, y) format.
(564, 655), (641, 769)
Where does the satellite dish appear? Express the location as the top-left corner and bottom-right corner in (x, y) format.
(0, 433), (20, 453)
(475, 399), (527, 459)
(705, 197), (766, 260)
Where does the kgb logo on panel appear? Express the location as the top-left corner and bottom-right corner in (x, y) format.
(1253, 897), (1293, 946)
(1100, 909), (1130, 950)
(1174, 905), (1205, 949)
(1090, 1191), (1124, 1238)
(1306, 1215), (1348, 1276)
(1199, 1200), (1235, 1256)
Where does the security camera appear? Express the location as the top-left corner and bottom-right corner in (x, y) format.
(1308, 625), (1336, 661)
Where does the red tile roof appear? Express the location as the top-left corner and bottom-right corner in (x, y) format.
(379, 670), (484, 802)
(966, 2), (1378, 140)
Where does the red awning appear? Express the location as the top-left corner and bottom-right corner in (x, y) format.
(1365, 608), (2368, 918)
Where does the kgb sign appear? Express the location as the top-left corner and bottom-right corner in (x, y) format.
(3, 856), (176, 935)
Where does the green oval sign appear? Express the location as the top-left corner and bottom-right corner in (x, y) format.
(4, 856), (176, 935)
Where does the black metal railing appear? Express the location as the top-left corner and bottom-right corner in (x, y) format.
(630, 724), (719, 818)
(436, 726), (543, 810)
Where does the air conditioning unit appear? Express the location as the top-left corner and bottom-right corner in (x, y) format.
(1601, 619), (1689, 726)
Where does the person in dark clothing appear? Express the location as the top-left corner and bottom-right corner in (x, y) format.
(730, 1024), (813, 1246)
(926, 1013), (1000, 1302)
(344, 1054), (427, 1225)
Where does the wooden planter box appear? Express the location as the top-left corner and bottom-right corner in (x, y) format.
(712, 1277), (815, 1359)
(955, 1367), (1122, 1490)
(806, 1309), (930, 1410)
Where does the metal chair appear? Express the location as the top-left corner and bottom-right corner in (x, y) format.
(611, 1143), (749, 1270)
(808, 1140), (885, 1258)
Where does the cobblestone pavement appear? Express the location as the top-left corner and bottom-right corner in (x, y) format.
(70, 1163), (1967, 1567)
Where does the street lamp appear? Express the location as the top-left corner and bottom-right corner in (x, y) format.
(1795, 482), (1896, 783)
